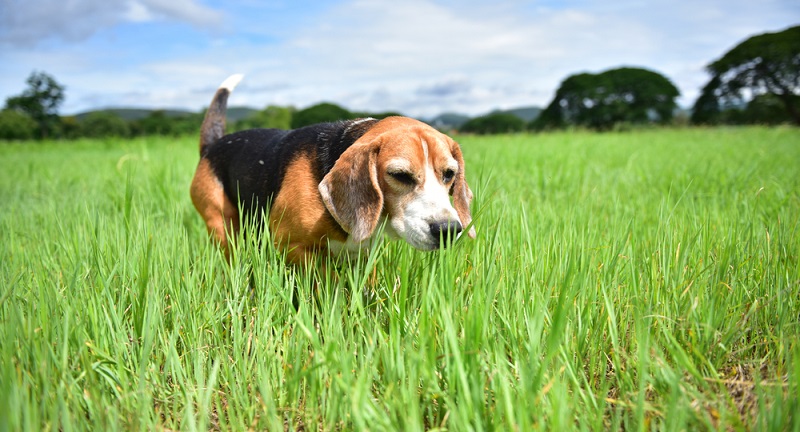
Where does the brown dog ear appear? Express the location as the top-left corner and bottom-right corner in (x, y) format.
(450, 142), (476, 238)
(319, 141), (383, 243)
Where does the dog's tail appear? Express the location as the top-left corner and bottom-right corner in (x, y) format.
(199, 74), (244, 155)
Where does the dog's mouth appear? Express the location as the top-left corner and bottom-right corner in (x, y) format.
(394, 220), (463, 251)
(428, 220), (463, 249)
(384, 213), (464, 251)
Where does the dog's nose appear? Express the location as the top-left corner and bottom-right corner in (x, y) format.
(429, 220), (463, 247)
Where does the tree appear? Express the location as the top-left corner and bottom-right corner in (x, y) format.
(60, 116), (83, 140)
(692, 25), (800, 125)
(169, 112), (204, 136)
(743, 93), (798, 125)
(0, 109), (38, 140)
(235, 105), (294, 131)
(461, 112), (525, 134)
(132, 110), (175, 136)
(291, 103), (354, 129)
(532, 67), (680, 131)
(689, 76), (723, 125)
(79, 111), (131, 138)
(5, 71), (65, 139)
(352, 111), (403, 120)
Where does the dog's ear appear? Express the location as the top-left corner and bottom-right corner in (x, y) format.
(450, 142), (476, 238)
(319, 141), (383, 243)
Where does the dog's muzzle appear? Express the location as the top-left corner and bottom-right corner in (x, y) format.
(429, 220), (463, 248)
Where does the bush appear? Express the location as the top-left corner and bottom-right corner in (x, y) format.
(235, 106), (294, 131)
(79, 111), (131, 138)
(461, 113), (525, 134)
(60, 116), (83, 139)
(168, 113), (204, 136)
(291, 103), (354, 129)
(132, 111), (174, 136)
(0, 109), (38, 140)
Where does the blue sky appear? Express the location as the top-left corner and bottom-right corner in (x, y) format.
(1, 0), (798, 118)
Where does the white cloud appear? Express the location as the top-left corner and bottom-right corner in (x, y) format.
(239, 0), (670, 115)
(262, 0), (798, 114)
(1, 0), (798, 117)
(0, 0), (223, 46)
(0, 0), (118, 45)
(137, 0), (225, 28)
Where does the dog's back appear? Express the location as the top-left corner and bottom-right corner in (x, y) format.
(198, 75), (378, 220)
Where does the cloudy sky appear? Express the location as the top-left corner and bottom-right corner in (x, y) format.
(1, 0), (798, 118)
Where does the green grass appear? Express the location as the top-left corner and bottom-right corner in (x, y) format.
(1, 127), (799, 430)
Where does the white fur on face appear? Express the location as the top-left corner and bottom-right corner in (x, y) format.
(387, 138), (461, 250)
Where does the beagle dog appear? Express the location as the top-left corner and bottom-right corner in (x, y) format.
(190, 74), (475, 265)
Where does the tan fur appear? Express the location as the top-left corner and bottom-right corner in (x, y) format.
(448, 140), (476, 238)
(319, 140), (384, 243)
(190, 159), (239, 255)
(271, 154), (348, 264)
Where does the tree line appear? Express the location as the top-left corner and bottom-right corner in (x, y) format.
(0, 92), (401, 141)
(1, 25), (797, 140)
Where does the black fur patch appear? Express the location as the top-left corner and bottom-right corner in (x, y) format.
(205, 119), (378, 219)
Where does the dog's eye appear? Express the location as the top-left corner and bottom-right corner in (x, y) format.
(443, 168), (456, 183)
(388, 170), (416, 185)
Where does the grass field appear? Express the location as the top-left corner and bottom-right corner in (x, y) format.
(1, 127), (799, 430)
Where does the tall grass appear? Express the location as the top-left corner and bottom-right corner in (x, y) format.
(1, 127), (798, 430)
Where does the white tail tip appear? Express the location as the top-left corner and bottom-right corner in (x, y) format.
(220, 74), (244, 92)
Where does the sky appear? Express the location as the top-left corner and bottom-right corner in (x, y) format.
(1, 0), (798, 119)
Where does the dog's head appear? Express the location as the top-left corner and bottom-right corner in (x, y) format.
(319, 117), (475, 250)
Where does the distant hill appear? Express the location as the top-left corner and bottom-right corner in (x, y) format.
(491, 106), (542, 122)
(427, 113), (471, 130)
(75, 106), (259, 122)
(72, 105), (543, 129)
(226, 107), (259, 122)
(427, 106), (542, 131)
(74, 108), (191, 121)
